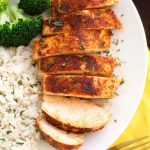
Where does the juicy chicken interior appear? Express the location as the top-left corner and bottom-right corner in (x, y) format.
(36, 116), (84, 150)
(42, 95), (111, 133)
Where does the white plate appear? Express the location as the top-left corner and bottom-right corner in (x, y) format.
(11, 0), (148, 150)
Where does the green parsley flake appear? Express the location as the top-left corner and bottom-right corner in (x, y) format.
(115, 92), (119, 96)
(0, 138), (6, 142)
(64, 57), (69, 61)
(7, 131), (12, 134)
(49, 62), (55, 66)
(114, 119), (117, 123)
(32, 62), (36, 67)
(103, 41), (106, 46)
(121, 79), (125, 85)
(16, 142), (24, 145)
(53, 21), (63, 27)
(18, 80), (23, 85)
(20, 110), (25, 116)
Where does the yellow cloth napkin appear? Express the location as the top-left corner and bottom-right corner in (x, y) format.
(113, 50), (150, 146)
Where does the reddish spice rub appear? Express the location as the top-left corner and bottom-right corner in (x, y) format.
(46, 76), (97, 95)
(52, 0), (118, 16)
(33, 30), (111, 60)
(39, 55), (118, 77)
(42, 9), (122, 36)
(43, 75), (122, 99)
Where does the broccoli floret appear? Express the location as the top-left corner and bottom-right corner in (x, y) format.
(18, 0), (51, 16)
(0, 22), (11, 46)
(0, 8), (11, 46)
(0, 0), (8, 13)
(0, 5), (42, 47)
(11, 17), (42, 47)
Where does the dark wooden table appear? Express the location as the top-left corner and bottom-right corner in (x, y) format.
(132, 0), (150, 47)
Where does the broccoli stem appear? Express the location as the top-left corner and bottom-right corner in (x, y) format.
(0, 8), (10, 25)
(9, 5), (27, 21)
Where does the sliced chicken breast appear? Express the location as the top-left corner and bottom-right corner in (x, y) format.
(33, 29), (111, 60)
(42, 9), (121, 36)
(38, 55), (118, 77)
(42, 95), (111, 133)
(36, 116), (84, 150)
(52, 0), (118, 16)
(43, 75), (122, 98)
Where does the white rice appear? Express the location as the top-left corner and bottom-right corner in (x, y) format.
(0, 46), (42, 150)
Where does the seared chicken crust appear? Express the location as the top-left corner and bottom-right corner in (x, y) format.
(39, 55), (118, 77)
(52, 0), (118, 16)
(42, 9), (121, 36)
(43, 75), (121, 98)
(33, 30), (111, 60)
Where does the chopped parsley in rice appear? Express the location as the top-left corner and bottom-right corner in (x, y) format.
(0, 46), (42, 150)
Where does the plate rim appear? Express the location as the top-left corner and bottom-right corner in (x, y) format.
(106, 0), (148, 148)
